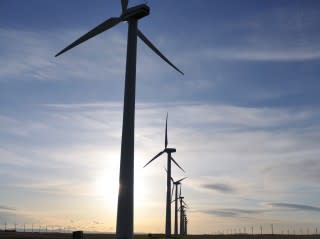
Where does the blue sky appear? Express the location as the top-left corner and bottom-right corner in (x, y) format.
(1, 0), (320, 234)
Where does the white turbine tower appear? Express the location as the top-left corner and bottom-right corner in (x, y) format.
(55, 1), (183, 239)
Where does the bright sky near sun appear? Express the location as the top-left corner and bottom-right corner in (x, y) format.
(1, 0), (320, 235)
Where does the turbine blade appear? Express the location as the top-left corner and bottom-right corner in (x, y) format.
(171, 156), (185, 172)
(121, 0), (129, 13)
(177, 177), (188, 183)
(165, 113), (168, 148)
(143, 150), (164, 168)
(55, 17), (121, 57)
(171, 198), (177, 203)
(137, 29), (184, 75)
(182, 200), (188, 208)
(164, 167), (167, 172)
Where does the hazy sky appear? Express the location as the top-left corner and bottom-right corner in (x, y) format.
(1, 0), (320, 234)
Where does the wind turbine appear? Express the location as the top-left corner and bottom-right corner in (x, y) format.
(178, 194), (188, 236)
(143, 113), (184, 236)
(55, 1), (183, 239)
(171, 176), (187, 236)
(184, 215), (188, 236)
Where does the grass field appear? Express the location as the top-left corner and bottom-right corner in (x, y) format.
(1, 232), (320, 239)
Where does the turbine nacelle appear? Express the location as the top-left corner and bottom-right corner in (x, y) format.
(165, 147), (176, 153)
(121, 4), (150, 20)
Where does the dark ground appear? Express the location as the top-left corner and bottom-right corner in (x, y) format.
(0, 232), (320, 239)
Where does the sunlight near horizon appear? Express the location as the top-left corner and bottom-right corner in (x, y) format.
(94, 169), (119, 208)
(94, 158), (147, 208)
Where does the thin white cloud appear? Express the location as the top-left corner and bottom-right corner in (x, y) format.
(0, 205), (16, 211)
(0, 27), (181, 83)
(202, 48), (320, 62)
(0, 28), (126, 81)
(176, 4), (320, 63)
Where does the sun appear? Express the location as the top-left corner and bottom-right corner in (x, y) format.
(94, 160), (146, 208)
(94, 170), (119, 208)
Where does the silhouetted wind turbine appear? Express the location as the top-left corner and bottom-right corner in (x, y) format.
(171, 176), (187, 236)
(55, 1), (183, 239)
(143, 113), (184, 236)
(179, 204), (186, 235)
(184, 214), (188, 236)
(178, 191), (188, 236)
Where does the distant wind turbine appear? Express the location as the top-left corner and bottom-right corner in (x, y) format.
(184, 214), (188, 236)
(179, 204), (187, 235)
(171, 176), (187, 236)
(143, 113), (184, 236)
(55, 1), (183, 239)
(178, 192), (188, 236)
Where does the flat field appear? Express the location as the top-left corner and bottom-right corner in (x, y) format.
(0, 232), (319, 239)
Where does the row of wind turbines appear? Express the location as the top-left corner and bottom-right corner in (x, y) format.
(143, 114), (189, 237)
(55, 0), (185, 238)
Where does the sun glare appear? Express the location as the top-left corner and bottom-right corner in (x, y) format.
(94, 158), (120, 208)
(94, 160), (147, 208)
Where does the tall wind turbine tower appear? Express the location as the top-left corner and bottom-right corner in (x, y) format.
(55, 1), (183, 239)
(144, 114), (184, 236)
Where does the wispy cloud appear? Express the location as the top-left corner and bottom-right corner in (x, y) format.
(202, 48), (320, 62)
(202, 183), (236, 194)
(194, 3), (320, 62)
(204, 208), (265, 218)
(2, 101), (319, 195)
(0, 27), (181, 83)
(263, 159), (320, 184)
(0, 205), (16, 211)
(1, 100), (320, 227)
(203, 202), (320, 219)
(269, 202), (320, 212)
(92, 220), (104, 225)
(0, 28), (126, 81)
